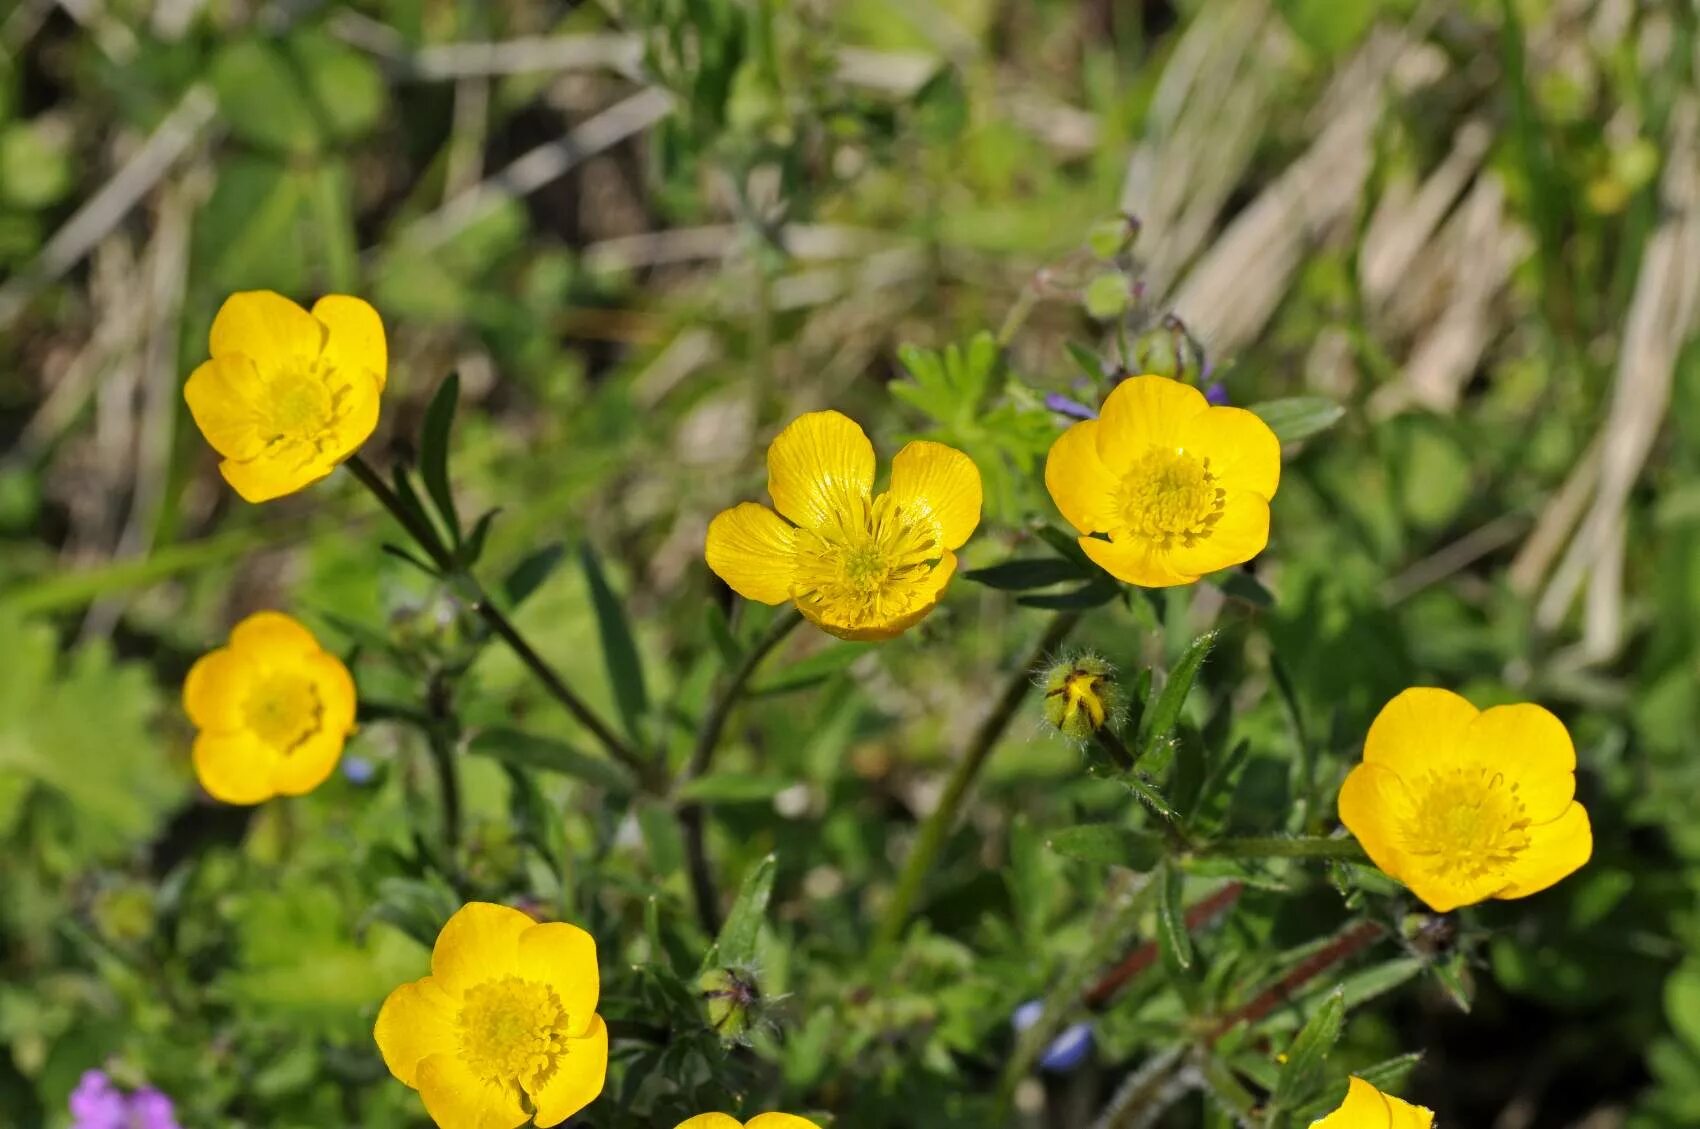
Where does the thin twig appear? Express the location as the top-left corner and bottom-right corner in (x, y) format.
(875, 611), (1082, 950)
(677, 607), (805, 936)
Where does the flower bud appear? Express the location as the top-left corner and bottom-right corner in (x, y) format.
(1086, 214), (1141, 260)
(1041, 654), (1123, 743)
(699, 966), (761, 1044)
(1126, 315), (1207, 385)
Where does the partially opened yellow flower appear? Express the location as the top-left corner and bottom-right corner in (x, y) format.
(1310, 1077), (1433, 1128)
(705, 411), (981, 640)
(375, 902), (608, 1129)
(183, 611), (356, 804)
(675, 1116), (821, 1129)
(1045, 375), (1280, 587)
(185, 290), (386, 502)
(1339, 688), (1592, 913)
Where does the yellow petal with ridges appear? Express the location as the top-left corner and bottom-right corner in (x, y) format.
(182, 648), (250, 733)
(1496, 801), (1592, 900)
(1094, 376), (1209, 475)
(270, 728), (345, 796)
(1310, 1076), (1431, 1128)
(183, 355), (266, 461)
(1077, 535), (1196, 588)
(303, 650), (358, 738)
(1336, 763), (1412, 886)
(886, 440), (982, 551)
(230, 611), (322, 661)
(326, 367), (383, 461)
(1164, 491), (1270, 579)
(218, 454), (330, 504)
(312, 294), (388, 391)
(765, 410), (875, 530)
(374, 978), (460, 1089)
(529, 1014), (607, 1126)
(1460, 702), (1576, 822)
(745, 1117), (824, 1129)
(431, 902), (533, 994)
(705, 503), (797, 605)
(1044, 420), (1120, 536)
(518, 921), (600, 1037)
(210, 290), (323, 366)
(797, 550), (957, 641)
(1362, 687), (1479, 773)
(1178, 405), (1281, 500)
(415, 1052), (529, 1129)
(192, 730), (279, 805)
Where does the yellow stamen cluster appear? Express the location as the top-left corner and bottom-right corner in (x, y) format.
(457, 975), (573, 1093)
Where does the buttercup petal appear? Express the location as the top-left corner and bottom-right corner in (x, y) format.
(1163, 491), (1270, 579)
(1310, 1076), (1431, 1129)
(1496, 802), (1592, 900)
(1460, 703), (1576, 822)
(325, 368), (383, 461)
(431, 902), (533, 994)
(303, 650), (358, 738)
(746, 1116), (824, 1129)
(1094, 376), (1209, 475)
(517, 922), (600, 1037)
(229, 612), (323, 661)
(183, 355), (266, 461)
(415, 1052), (529, 1129)
(1403, 857), (1508, 914)
(1178, 406), (1281, 500)
(270, 727), (345, 796)
(210, 290), (323, 367)
(374, 978), (460, 1089)
(192, 730), (279, 805)
(529, 1015), (607, 1127)
(312, 294), (388, 391)
(705, 503), (798, 605)
(1362, 687), (1479, 773)
(798, 550), (957, 641)
(886, 440), (983, 551)
(1077, 535), (1196, 588)
(765, 410), (875, 529)
(674, 1117), (745, 1129)
(1336, 763), (1412, 883)
(182, 648), (250, 732)
(1044, 420), (1120, 535)
(218, 454), (332, 504)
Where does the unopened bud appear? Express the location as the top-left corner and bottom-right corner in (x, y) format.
(1086, 214), (1140, 260)
(699, 966), (761, 1044)
(1127, 315), (1207, 385)
(1041, 654), (1123, 742)
(1083, 273), (1131, 321)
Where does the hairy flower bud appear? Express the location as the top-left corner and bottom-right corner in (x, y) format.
(1040, 654), (1124, 742)
(699, 967), (762, 1044)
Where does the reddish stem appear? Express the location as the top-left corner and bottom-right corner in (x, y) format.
(1083, 882), (1245, 1009)
(1211, 919), (1390, 1037)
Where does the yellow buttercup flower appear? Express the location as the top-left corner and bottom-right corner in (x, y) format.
(1044, 375), (1280, 587)
(375, 902), (608, 1129)
(1338, 688), (1592, 913)
(1310, 1076), (1433, 1128)
(185, 290), (387, 502)
(675, 1116), (822, 1129)
(182, 611), (356, 805)
(705, 411), (981, 641)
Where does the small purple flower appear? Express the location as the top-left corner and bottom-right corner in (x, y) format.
(69, 1071), (181, 1129)
(1011, 999), (1096, 1073)
(1045, 392), (1098, 421)
(342, 754), (377, 784)
(1204, 381), (1229, 406)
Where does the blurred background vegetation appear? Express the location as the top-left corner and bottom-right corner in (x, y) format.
(2, 0), (1699, 1126)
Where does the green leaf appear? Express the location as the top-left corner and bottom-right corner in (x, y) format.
(1124, 774), (1179, 822)
(211, 39), (320, 155)
(1429, 953), (1473, 1013)
(1156, 863), (1194, 973)
(292, 28), (388, 141)
(1045, 824), (1163, 870)
(1272, 989), (1344, 1109)
(420, 374), (462, 546)
(714, 853), (777, 967)
(1248, 397), (1345, 444)
(1065, 342), (1108, 382)
(674, 773), (787, 804)
(364, 877), (461, 950)
(1017, 577), (1119, 610)
(963, 558), (1086, 591)
(390, 464), (448, 557)
(705, 603), (741, 668)
(579, 546), (650, 743)
(1138, 630), (1217, 758)
(503, 543), (567, 609)
(467, 727), (636, 794)
(751, 641), (870, 695)
(459, 509), (500, 569)
(1036, 523), (1094, 567)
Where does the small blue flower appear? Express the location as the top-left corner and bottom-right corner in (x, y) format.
(342, 755), (377, 784)
(1011, 999), (1095, 1073)
(1045, 393), (1098, 421)
(1204, 381), (1229, 405)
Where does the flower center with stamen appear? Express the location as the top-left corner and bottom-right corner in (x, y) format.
(242, 670), (323, 752)
(1117, 447), (1224, 547)
(257, 362), (352, 465)
(1402, 766), (1531, 881)
(456, 975), (572, 1093)
(790, 491), (942, 629)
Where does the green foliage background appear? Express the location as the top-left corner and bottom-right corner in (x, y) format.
(2, 0), (1699, 1126)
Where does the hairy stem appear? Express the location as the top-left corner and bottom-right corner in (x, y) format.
(678, 607), (804, 936)
(875, 610), (1082, 950)
(345, 454), (649, 784)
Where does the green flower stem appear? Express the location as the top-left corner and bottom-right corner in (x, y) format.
(345, 454), (650, 785)
(875, 610), (1083, 951)
(678, 606), (805, 936)
(1194, 835), (1367, 861)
